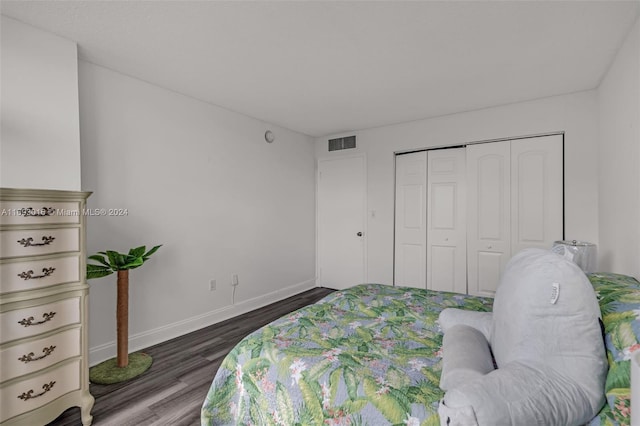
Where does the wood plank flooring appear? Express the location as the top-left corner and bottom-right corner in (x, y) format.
(47, 287), (335, 426)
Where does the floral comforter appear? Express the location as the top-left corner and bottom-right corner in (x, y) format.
(587, 273), (640, 426)
(200, 275), (640, 426)
(201, 284), (492, 426)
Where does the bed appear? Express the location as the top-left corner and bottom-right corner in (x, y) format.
(201, 273), (640, 426)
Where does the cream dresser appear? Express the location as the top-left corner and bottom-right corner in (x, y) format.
(0, 188), (94, 425)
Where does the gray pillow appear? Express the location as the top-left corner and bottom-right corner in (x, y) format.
(439, 308), (492, 341)
(489, 248), (606, 410)
(442, 248), (607, 426)
(439, 324), (495, 391)
(443, 361), (596, 426)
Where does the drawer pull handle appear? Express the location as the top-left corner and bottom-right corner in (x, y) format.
(17, 267), (56, 280)
(18, 345), (57, 363)
(17, 381), (56, 401)
(20, 207), (55, 217)
(18, 312), (56, 327)
(17, 236), (55, 247)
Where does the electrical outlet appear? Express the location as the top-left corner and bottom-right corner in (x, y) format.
(209, 279), (216, 291)
(232, 274), (239, 286)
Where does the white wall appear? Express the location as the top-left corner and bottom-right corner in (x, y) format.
(0, 16), (81, 191)
(598, 17), (640, 279)
(315, 91), (599, 285)
(79, 62), (316, 364)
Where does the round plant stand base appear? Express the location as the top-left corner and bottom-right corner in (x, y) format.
(89, 352), (153, 385)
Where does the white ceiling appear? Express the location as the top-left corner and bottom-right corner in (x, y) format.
(2, 1), (639, 137)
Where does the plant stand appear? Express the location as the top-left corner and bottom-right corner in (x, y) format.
(86, 245), (162, 385)
(89, 352), (153, 385)
(89, 270), (152, 384)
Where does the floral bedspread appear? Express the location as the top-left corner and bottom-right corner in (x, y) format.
(587, 273), (640, 426)
(201, 284), (492, 426)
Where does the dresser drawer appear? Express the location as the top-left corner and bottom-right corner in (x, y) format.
(0, 200), (81, 225)
(0, 328), (81, 382)
(0, 256), (80, 294)
(0, 228), (79, 259)
(0, 359), (80, 423)
(1, 298), (80, 343)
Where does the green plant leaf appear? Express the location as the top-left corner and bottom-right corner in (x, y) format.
(105, 251), (121, 267)
(121, 257), (145, 270)
(88, 254), (111, 267)
(129, 246), (146, 258)
(86, 264), (113, 279)
(143, 245), (162, 260)
(90, 245), (161, 272)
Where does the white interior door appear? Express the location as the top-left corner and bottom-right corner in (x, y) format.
(317, 156), (366, 290)
(394, 152), (427, 288)
(426, 148), (467, 294)
(467, 141), (511, 297)
(511, 135), (563, 253)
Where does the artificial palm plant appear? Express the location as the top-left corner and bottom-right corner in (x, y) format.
(87, 245), (161, 371)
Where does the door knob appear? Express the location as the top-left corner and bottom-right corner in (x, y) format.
(357, 232), (363, 237)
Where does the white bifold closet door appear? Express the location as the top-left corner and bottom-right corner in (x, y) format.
(394, 152), (427, 288)
(426, 148), (467, 293)
(466, 141), (511, 297)
(467, 135), (563, 296)
(394, 148), (468, 292)
(394, 134), (563, 296)
(510, 136), (563, 254)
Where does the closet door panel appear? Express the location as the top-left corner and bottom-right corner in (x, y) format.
(394, 152), (427, 288)
(400, 244), (424, 286)
(475, 251), (504, 295)
(426, 148), (467, 294)
(511, 135), (563, 253)
(467, 141), (511, 297)
(429, 245), (457, 292)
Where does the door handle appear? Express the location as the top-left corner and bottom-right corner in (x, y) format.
(357, 232), (363, 237)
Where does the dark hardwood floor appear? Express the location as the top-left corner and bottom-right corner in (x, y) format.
(47, 287), (335, 426)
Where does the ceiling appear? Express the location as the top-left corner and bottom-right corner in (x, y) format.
(2, 1), (639, 137)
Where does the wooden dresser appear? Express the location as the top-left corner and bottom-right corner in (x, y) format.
(0, 188), (94, 425)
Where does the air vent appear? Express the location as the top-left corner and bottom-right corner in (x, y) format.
(328, 135), (356, 152)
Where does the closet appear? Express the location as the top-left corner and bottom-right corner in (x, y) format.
(394, 134), (563, 296)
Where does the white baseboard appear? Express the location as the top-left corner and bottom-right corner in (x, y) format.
(89, 278), (317, 366)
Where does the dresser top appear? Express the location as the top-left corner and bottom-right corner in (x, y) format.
(0, 188), (92, 201)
